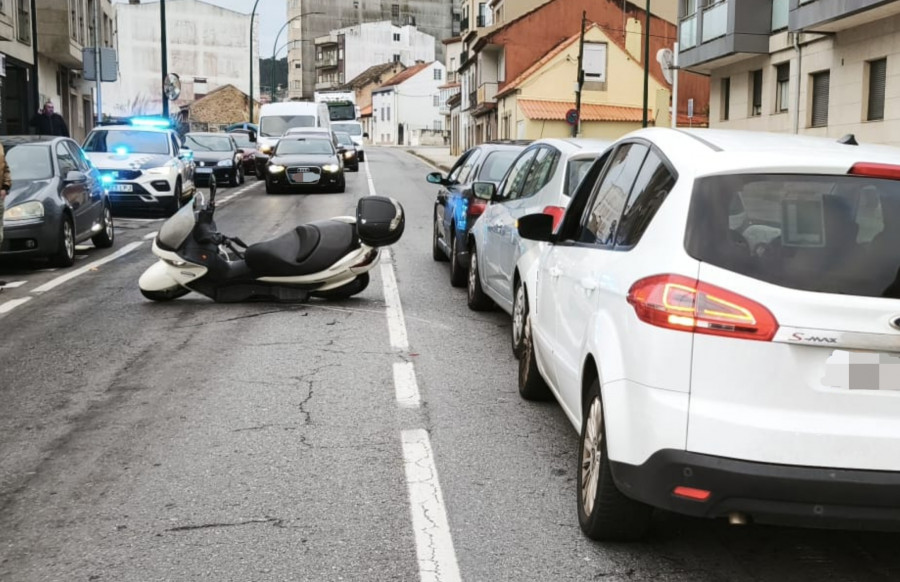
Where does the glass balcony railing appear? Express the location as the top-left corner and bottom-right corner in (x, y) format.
(772, 0), (789, 30)
(701, 2), (727, 43)
(680, 14), (697, 49)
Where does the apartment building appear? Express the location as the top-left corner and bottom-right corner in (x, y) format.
(678, 0), (900, 145)
(0, 0), (115, 139)
(313, 21), (435, 92)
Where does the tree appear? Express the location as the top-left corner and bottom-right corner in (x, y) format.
(259, 57), (288, 99)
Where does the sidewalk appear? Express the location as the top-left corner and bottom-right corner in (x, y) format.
(404, 146), (458, 173)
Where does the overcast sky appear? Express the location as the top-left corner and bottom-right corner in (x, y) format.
(113, 0), (288, 57)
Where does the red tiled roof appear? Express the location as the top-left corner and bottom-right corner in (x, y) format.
(360, 104), (373, 117)
(380, 62), (432, 88)
(518, 99), (654, 123)
(438, 82), (461, 90)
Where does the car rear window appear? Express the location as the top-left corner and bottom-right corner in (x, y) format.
(685, 173), (900, 298)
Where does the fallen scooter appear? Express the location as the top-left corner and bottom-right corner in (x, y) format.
(138, 179), (404, 302)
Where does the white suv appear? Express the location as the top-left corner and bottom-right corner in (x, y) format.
(516, 128), (900, 539)
(83, 122), (195, 215)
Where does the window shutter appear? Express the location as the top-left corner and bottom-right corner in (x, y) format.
(811, 71), (830, 128)
(868, 58), (886, 121)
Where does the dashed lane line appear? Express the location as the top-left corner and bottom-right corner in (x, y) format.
(394, 362), (421, 409)
(0, 297), (32, 314)
(0, 281), (27, 289)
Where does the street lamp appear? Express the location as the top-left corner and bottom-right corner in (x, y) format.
(271, 12), (324, 103)
(249, 0), (261, 123)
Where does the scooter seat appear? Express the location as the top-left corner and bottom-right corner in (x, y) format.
(245, 220), (360, 277)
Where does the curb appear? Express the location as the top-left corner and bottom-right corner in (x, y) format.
(405, 149), (452, 173)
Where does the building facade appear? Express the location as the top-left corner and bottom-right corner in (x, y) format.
(287, 0), (459, 100)
(678, 0), (900, 145)
(314, 21), (435, 92)
(372, 61), (447, 145)
(105, 0), (258, 120)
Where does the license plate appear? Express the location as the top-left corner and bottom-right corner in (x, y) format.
(292, 172), (317, 183)
(109, 184), (133, 192)
(822, 349), (900, 391)
(196, 167), (213, 174)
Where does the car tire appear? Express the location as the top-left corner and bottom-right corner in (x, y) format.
(358, 151), (365, 162)
(229, 168), (239, 187)
(335, 176), (346, 193)
(577, 378), (652, 541)
(312, 273), (370, 300)
(238, 165), (245, 185)
(449, 231), (466, 288)
(141, 286), (191, 301)
(91, 203), (115, 248)
(265, 178), (279, 195)
(517, 299), (552, 401)
(467, 244), (493, 311)
(511, 280), (528, 359)
(167, 180), (183, 216)
(50, 215), (76, 268)
(432, 216), (447, 262)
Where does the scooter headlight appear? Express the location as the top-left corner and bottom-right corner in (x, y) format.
(322, 164), (339, 173)
(268, 164), (286, 173)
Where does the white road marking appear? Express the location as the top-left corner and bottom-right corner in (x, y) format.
(394, 362), (421, 409)
(401, 429), (462, 582)
(143, 231), (158, 240)
(216, 180), (261, 207)
(0, 297), (32, 314)
(0, 281), (27, 289)
(31, 241), (145, 295)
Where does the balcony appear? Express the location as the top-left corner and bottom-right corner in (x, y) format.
(316, 80), (341, 91)
(35, 0), (83, 67)
(460, 16), (469, 32)
(789, 0), (900, 33)
(316, 54), (338, 69)
(477, 81), (497, 105)
(677, 0), (770, 73)
(477, 15), (487, 27)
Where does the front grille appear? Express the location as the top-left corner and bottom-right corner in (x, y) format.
(287, 166), (322, 184)
(99, 168), (142, 180)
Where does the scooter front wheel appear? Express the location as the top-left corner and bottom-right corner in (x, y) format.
(141, 286), (191, 301)
(311, 273), (370, 300)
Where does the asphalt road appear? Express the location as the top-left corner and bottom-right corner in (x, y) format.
(2, 148), (900, 581)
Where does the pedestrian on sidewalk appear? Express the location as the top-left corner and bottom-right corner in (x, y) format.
(29, 101), (69, 137)
(0, 143), (11, 290)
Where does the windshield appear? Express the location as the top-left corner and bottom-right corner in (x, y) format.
(260, 115), (316, 137)
(275, 139), (334, 155)
(157, 201), (196, 250)
(327, 102), (356, 121)
(184, 135), (233, 152)
(331, 122), (362, 136)
(335, 133), (354, 146)
(686, 173), (900, 298)
(478, 151), (520, 183)
(230, 133), (253, 147)
(83, 130), (170, 155)
(6, 145), (53, 181)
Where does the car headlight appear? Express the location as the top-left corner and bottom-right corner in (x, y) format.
(322, 164), (339, 173)
(343, 151), (355, 159)
(268, 164), (286, 173)
(260, 145), (273, 154)
(4, 200), (44, 221)
(217, 159), (233, 167)
(146, 166), (171, 175)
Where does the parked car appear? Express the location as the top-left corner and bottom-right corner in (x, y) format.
(334, 131), (360, 172)
(184, 132), (245, 187)
(0, 136), (114, 267)
(514, 127), (900, 540)
(466, 138), (610, 326)
(228, 129), (261, 178)
(428, 141), (528, 286)
(82, 119), (195, 215)
(264, 135), (345, 194)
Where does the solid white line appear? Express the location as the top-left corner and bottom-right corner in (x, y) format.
(0, 297), (32, 314)
(31, 241), (145, 295)
(143, 231), (158, 240)
(394, 362), (421, 409)
(401, 429), (461, 582)
(0, 281), (27, 289)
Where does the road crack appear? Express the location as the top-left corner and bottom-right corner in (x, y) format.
(165, 517), (283, 532)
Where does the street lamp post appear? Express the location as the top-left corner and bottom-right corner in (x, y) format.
(270, 12), (323, 103)
(161, 0), (169, 117)
(249, 0), (261, 123)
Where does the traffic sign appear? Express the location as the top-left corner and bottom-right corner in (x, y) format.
(565, 108), (579, 125)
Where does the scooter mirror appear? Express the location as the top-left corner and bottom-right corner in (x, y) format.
(208, 175), (217, 202)
(194, 191), (207, 210)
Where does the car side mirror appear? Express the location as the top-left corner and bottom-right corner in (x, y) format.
(64, 170), (87, 183)
(472, 181), (496, 201)
(363, 132), (369, 139)
(179, 148), (193, 161)
(517, 213), (555, 242)
(426, 171), (447, 185)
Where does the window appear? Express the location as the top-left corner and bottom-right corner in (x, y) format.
(615, 150), (677, 247)
(393, 33), (400, 42)
(16, 0), (30, 43)
(391, 4), (400, 18)
(564, 158), (597, 197)
(721, 77), (730, 121)
(447, 150), (472, 182)
(393, 54), (401, 63)
(56, 142), (78, 175)
(433, 120), (442, 131)
(386, 106), (391, 121)
(520, 148), (560, 199)
(867, 58), (886, 121)
(750, 69), (762, 116)
(579, 143), (649, 245)
(434, 68), (442, 80)
(380, 107), (385, 122)
(65, 141), (91, 171)
(433, 95), (440, 107)
(775, 63), (790, 113)
(811, 70), (830, 128)
(497, 149), (538, 201)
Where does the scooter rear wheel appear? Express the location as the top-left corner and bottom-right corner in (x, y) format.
(312, 273), (369, 300)
(141, 286), (191, 301)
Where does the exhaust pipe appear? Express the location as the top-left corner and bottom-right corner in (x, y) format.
(728, 512), (748, 526)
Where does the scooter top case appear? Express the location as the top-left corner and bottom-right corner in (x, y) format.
(357, 196), (405, 246)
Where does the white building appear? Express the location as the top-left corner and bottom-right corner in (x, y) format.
(372, 61), (447, 146)
(314, 21), (436, 92)
(105, 0), (258, 118)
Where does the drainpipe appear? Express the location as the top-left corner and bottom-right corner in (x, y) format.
(792, 30), (802, 134)
(30, 0), (38, 117)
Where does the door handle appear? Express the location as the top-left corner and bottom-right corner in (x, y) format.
(578, 277), (598, 292)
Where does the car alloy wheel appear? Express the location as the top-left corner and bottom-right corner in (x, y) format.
(580, 397), (604, 517)
(449, 232), (466, 287)
(512, 283), (527, 358)
(517, 308), (551, 401)
(91, 204), (115, 248)
(467, 246), (492, 311)
(51, 217), (76, 267)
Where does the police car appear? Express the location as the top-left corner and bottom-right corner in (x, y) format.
(82, 118), (196, 215)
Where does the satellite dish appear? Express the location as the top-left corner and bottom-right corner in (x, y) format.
(657, 48), (674, 85)
(163, 73), (181, 101)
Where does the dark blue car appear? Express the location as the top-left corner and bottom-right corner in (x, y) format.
(428, 141), (527, 287)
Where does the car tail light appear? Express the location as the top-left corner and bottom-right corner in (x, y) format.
(626, 274), (778, 341)
(848, 162), (900, 180)
(468, 199), (487, 217)
(673, 486), (711, 502)
(542, 206), (565, 232)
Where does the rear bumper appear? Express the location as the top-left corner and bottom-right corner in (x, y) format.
(610, 449), (900, 530)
